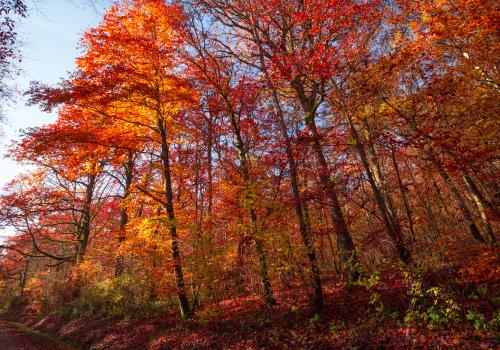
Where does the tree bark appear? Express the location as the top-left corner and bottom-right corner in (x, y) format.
(115, 153), (134, 277)
(72, 172), (97, 298)
(295, 94), (358, 281)
(226, 106), (276, 306)
(462, 172), (496, 244)
(75, 173), (96, 265)
(407, 162), (441, 241)
(158, 120), (191, 319)
(431, 157), (486, 243)
(347, 115), (411, 263)
(390, 147), (416, 242)
(257, 49), (323, 308)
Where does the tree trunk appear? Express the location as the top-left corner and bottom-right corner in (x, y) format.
(75, 173), (96, 265)
(258, 51), (323, 308)
(390, 146), (416, 242)
(158, 120), (191, 319)
(462, 172), (496, 244)
(207, 113), (214, 216)
(407, 162), (441, 241)
(115, 153), (134, 277)
(301, 103), (359, 281)
(347, 115), (411, 263)
(431, 157), (486, 243)
(72, 172), (97, 298)
(362, 119), (403, 234)
(226, 106), (276, 306)
(19, 245), (35, 294)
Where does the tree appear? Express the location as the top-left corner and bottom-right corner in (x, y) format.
(55, 0), (196, 318)
(0, 0), (26, 114)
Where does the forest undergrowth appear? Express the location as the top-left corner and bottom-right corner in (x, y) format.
(2, 244), (498, 349)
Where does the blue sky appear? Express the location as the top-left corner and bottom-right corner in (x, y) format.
(0, 0), (112, 189)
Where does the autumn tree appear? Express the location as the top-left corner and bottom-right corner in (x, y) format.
(47, 0), (198, 318)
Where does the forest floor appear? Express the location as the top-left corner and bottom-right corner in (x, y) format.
(1, 247), (499, 349)
(0, 321), (75, 350)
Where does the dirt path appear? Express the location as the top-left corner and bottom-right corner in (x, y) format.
(0, 322), (19, 350)
(0, 321), (71, 350)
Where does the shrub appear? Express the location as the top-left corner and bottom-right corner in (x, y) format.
(403, 268), (460, 329)
(71, 275), (170, 318)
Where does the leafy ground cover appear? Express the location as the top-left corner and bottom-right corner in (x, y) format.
(3, 248), (498, 349)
